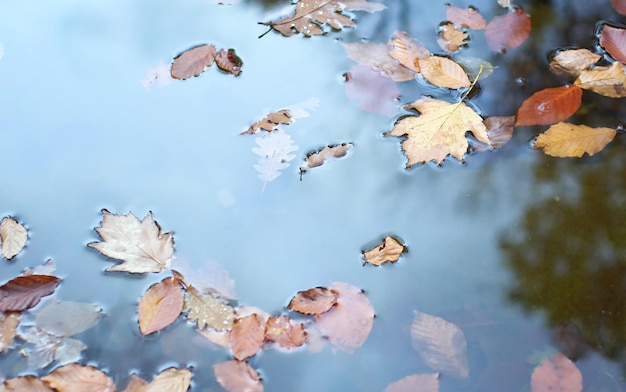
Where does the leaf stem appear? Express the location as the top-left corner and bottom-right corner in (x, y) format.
(258, 25), (272, 39)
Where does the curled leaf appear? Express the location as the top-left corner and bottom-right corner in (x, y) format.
(288, 287), (339, 315)
(138, 277), (184, 335)
(171, 44), (217, 80)
(362, 236), (406, 266)
(300, 143), (353, 174)
(215, 49), (243, 76)
(242, 110), (292, 135)
(0, 216), (27, 260)
(549, 49), (601, 77)
(533, 122), (616, 158)
(574, 61), (626, 98)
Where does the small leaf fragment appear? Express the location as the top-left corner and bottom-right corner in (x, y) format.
(549, 49), (601, 77)
(515, 85), (582, 126)
(171, 44), (217, 80)
(533, 122), (616, 158)
(242, 110), (292, 134)
(184, 285), (235, 331)
(300, 143), (353, 174)
(387, 31), (430, 73)
(4, 375), (54, 392)
(0, 275), (60, 312)
(599, 24), (626, 64)
(214, 360), (263, 392)
(485, 8), (531, 53)
(42, 363), (115, 392)
(417, 56), (471, 89)
(19, 326), (87, 369)
(138, 277), (184, 335)
(437, 23), (468, 53)
(484, 116), (515, 149)
(574, 61), (626, 98)
(288, 287), (339, 315)
(342, 42), (417, 82)
(264, 315), (306, 349)
(446, 5), (486, 29)
(215, 49), (243, 76)
(363, 236), (406, 266)
(0, 216), (27, 260)
(530, 352), (582, 392)
(611, 0), (626, 15)
(384, 373), (440, 392)
(0, 312), (19, 353)
(122, 375), (148, 392)
(229, 313), (266, 360)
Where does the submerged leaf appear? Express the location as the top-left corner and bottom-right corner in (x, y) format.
(0, 216), (27, 260)
(574, 61), (626, 98)
(288, 287), (339, 315)
(229, 313), (266, 360)
(138, 277), (184, 335)
(530, 352), (582, 392)
(362, 236), (406, 266)
(533, 122), (616, 158)
(300, 143), (353, 174)
(611, 0), (626, 15)
(387, 31), (429, 73)
(484, 116), (516, 149)
(345, 64), (400, 116)
(184, 285), (235, 331)
(36, 300), (103, 337)
(446, 5), (486, 29)
(42, 363), (115, 392)
(264, 315), (306, 349)
(171, 44), (217, 80)
(214, 360), (263, 392)
(215, 49), (243, 76)
(485, 8), (531, 53)
(253, 130), (299, 184)
(515, 85), (582, 126)
(0, 275), (60, 312)
(384, 373), (440, 392)
(342, 42), (417, 82)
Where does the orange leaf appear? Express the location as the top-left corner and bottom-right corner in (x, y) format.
(485, 8), (531, 53)
(437, 23), (468, 53)
(384, 373), (440, 392)
(288, 287), (339, 315)
(0, 275), (60, 312)
(215, 49), (243, 76)
(600, 24), (626, 63)
(515, 85), (582, 126)
(533, 122), (616, 158)
(549, 49), (601, 77)
(362, 236), (406, 266)
(229, 313), (266, 360)
(170, 44), (217, 80)
(611, 0), (626, 15)
(213, 360), (263, 392)
(530, 352), (582, 392)
(138, 277), (184, 335)
(417, 56), (471, 89)
(42, 363), (115, 392)
(264, 315), (306, 349)
(446, 5), (486, 30)
(574, 61), (626, 98)
(387, 31), (429, 73)
(315, 281), (374, 354)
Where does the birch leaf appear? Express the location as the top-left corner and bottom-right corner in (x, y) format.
(515, 85), (582, 126)
(300, 143), (353, 174)
(88, 210), (174, 273)
(417, 56), (471, 89)
(171, 44), (217, 80)
(288, 287), (339, 315)
(138, 277), (184, 335)
(184, 285), (235, 331)
(35, 300), (103, 337)
(533, 122), (616, 158)
(0, 216), (27, 260)
(574, 61), (626, 98)
(229, 313), (266, 360)
(42, 363), (115, 392)
(214, 360), (263, 392)
(362, 236), (406, 266)
(144, 368), (192, 392)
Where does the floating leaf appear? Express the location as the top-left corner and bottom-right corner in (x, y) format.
(574, 61), (626, 98)
(384, 373), (440, 392)
(362, 236), (406, 266)
(4, 375), (53, 391)
(264, 315), (306, 349)
(253, 130), (299, 187)
(611, 0), (626, 15)
(171, 44), (217, 80)
(215, 49), (243, 76)
(184, 285), (235, 331)
(242, 110), (292, 135)
(138, 277), (184, 335)
(42, 363), (115, 392)
(530, 353), (582, 392)
(600, 24), (626, 63)
(549, 49), (601, 77)
(437, 23), (468, 53)
(387, 31), (430, 73)
(24, 259), (56, 277)
(342, 42), (417, 82)
(0, 275), (60, 312)
(229, 313), (265, 360)
(288, 287), (339, 315)
(410, 311), (469, 378)
(446, 5), (486, 29)
(35, 300), (102, 337)
(484, 116), (516, 149)
(214, 360), (263, 392)
(533, 122), (616, 158)
(142, 368), (192, 392)
(19, 326), (87, 369)
(516, 85), (582, 126)
(345, 64), (400, 116)
(417, 56), (471, 89)
(88, 210), (174, 273)
(300, 143), (353, 174)
(315, 281), (375, 354)
(455, 56), (495, 81)
(485, 8), (531, 53)
(0, 312), (19, 353)
(384, 97), (489, 166)
(0, 216), (27, 260)
(497, 0), (511, 7)
(261, 0), (386, 37)
(122, 375), (148, 392)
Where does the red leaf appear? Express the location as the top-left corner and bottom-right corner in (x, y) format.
(137, 277), (184, 335)
(229, 313), (266, 360)
(446, 5), (486, 30)
(0, 275), (60, 312)
(530, 352), (582, 392)
(516, 85), (582, 126)
(599, 24), (626, 63)
(213, 360), (263, 392)
(264, 315), (306, 349)
(485, 8), (531, 53)
(611, 0), (626, 15)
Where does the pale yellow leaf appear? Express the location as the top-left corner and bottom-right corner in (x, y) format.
(549, 49), (601, 77)
(387, 31), (429, 73)
(0, 216), (27, 260)
(362, 236), (406, 266)
(437, 23), (468, 53)
(184, 286), (235, 331)
(342, 42), (417, 82)
(418, 56), (471, 89)
(534, 122), (616, 157)
(574, 62), (626, 98)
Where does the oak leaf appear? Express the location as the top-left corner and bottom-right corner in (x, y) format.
(549, 49), (601, 77)
(384, 97), (489, 166)
(411, 311), (469, 378)
(342, 42), (417, 82)
(417, 56), (471, 89)
(600, 24), (626, 64)
(515, 85), (582, 126)
(261, 0), (386, 37)
(253, 130), (299, 186)
(384, 373), (440, 392)
(446, 5), (486, 30)
(300, 143), (353, 174)
(574, 61), (626, 98)
(264, 315), (306, 349)
(362, 236), (406, 266)
(485, 8), (531, 53)
(170, 44), (217, 80)
(0, 275), (60, 312)
(41, 363), (115, 392)
(0, 216), (27, 260)
(437, 23), (468, 53)
(242, 110), (292, 134)
(288, 287), (339, 315)
(214, 360), (263, 392)
(88, 210), (174, 273)
(138, 277), (184, 335)
(387, 31), (430, 73)
(0, 312), (19, 353)
(530, 352), (582, 392)
(533, 122), (616, 158)
(229, 313), (266, 360)
(184, 285), (235, 331)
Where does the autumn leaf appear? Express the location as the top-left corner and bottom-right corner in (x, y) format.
(261, 0), (386, 37)
(214, 360), (263, 392)
(0, 216), (27, 260)
(35, 300), (103, 337)
(215, 49), (243, 76)
(384, 97), (489, 166)
(42, 363), (115, 392)
(19, 326), (87, 369)
(23, 259), (56, 276)
(410, 311), (469, 378)
(345, 64), (400, 116)
(600, 24), (626, 64)
(549, 49), (601, 77)
(417, 56), (471, 89)
(0, 312), (19, 353)
(530, 353), (582, 392)
(315, 281), (374, 354)
(612, 0), (626, 15)
(384, 373), (440, 392)
(362, 236), (406, 266)
(184, 285), (235, 331)
(128, 368), (192, 392)
(229, 313), (266, 360)
(342, 42), (417, 82)
(387, 31), (429, 73)
(437, 23), (468, 53)
(4, 375), (53, 392)
(515, 85), (582, 126)
(483, 116), (516, 149)
(264, 315), (306, 349)
(242, 110), (292, 135)
(288, 287), (339, 315)
(497, 0), (511, 7)
(533, 122), (617, 158)
(446, 5), (486, 30)
(170, 44), (217, 80)
(88, 210), (174, 273)
(122, 375), (148, 392)
(485, 8), (531, 53)
(300, 143), (353, 174)
(253, 129), (299, 187)
(0, 275), (60, 312)
(138, 277), (184, 335)
(574, 61), (626, 98)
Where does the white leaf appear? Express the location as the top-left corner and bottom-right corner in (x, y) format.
(252, 130), (298, 183)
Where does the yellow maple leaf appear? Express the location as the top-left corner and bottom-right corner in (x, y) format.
(384, 98), (489, 166)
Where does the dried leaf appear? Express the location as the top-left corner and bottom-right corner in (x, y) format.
(549, 49), (601, 77)
(253, 130), (299, 185)
(611, 0), (626, 15)
(446, 5), (486, 29)
(0, 312), (19, 353)
(515, 85), (582, 126)
(215, 49), (243, 76)
(417, 56), (471, 89)
(384, 97), (489, 166)
(363, 236), (406, 266)
(315, 281), (374, 354)
(36, 300), (103, 337)
(533, 122), (616, 158)
(288, 287), (339, 315)
(342, 42), (417, 82)
(484, 116), (515, 148)
(437, 23), (469, 53)
(262, 0), (386, 37)
(264, 315), (306, 349)
(121, 375), (148, 392)
(4, 375), (53, 392)
(0, 216), (27, 260)
(600, 24), (626, 63)
(229, 313), (266, 360)
(88, 210), (174, 273)
(42, 363), (115, 392)
(387, 31), (430, 73)
(384, 373), (440, 392)
(0, 275), (60, 312)
(171, 44), (217, 80)
(410, 311), (469, 378)
(138, 277), (184, 335)
(184, 285), (235, 331)
(485, 8), (531, 53)
(497, 0), (511, 7)
(345, 64), (400, 116)
(530, 353), (582, 392)
(19, 325), (88, 369)
(242, 110), (292, 135)
(214, 360), (263, 392)
(144, 368), (192, 392)
(574, 61), (626, 98)
(300, 143), (353, 173)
